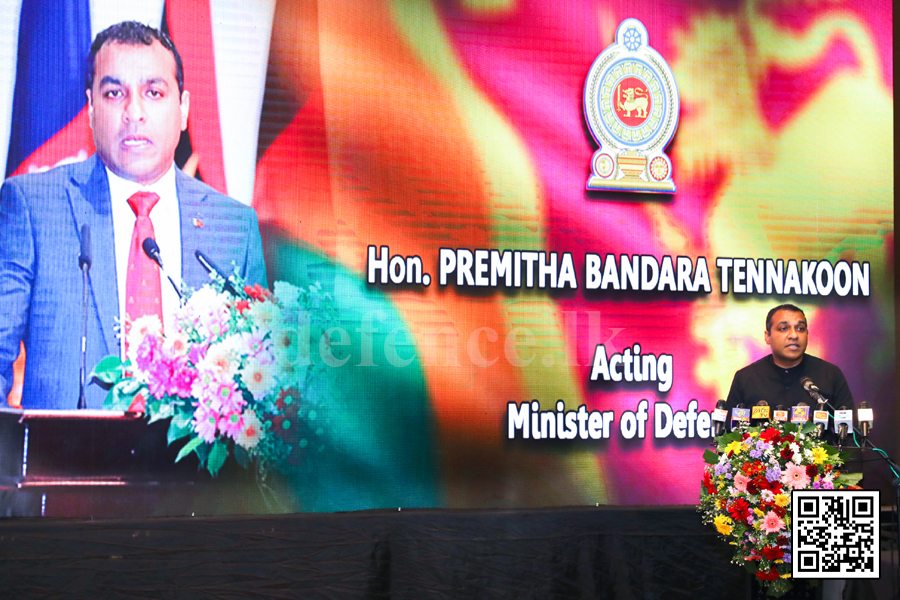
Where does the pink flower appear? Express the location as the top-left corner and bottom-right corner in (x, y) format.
(134, 334), (162, 373)
(218, 409), (244, 439)
(171, 364), (197, 398)
(760, 511), (786, 534)
(192, 403), (219, 443)
(734, 473), (750, 493)
(781, 462), (811, 490)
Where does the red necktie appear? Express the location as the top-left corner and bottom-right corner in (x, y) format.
(125, 192), (163, 335)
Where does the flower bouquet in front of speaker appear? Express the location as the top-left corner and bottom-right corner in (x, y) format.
(92, 275), (337, 485)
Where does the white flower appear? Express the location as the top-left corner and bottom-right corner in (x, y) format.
(182, 287), (232, 341)
(274, 281), (301, 307)
(248, 300), (280, 331)
(163, 330), (191, 357)
(125, 314), (163, 364)
(234, 410), (263, 450)
(240, 356), (276, 401)
(197, 340), (239, 382)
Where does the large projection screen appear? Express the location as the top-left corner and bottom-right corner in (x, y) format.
(0, 0), (893, 514)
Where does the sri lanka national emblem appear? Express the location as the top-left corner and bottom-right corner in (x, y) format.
(584, 19), (679, 193)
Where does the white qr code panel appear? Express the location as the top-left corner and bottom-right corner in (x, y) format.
(792, 490), (880, 579)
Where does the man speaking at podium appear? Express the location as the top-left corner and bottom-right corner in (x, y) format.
(725, 303), (854, 427)
(0, 22), (266, 410)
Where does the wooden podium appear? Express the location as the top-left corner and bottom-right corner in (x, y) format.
(0, 408), (286, 518)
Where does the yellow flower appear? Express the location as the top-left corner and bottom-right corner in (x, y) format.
(714, 515), (733, 536)
(774, 494), (789, 507)
(754, 508), (764, 517)
(780, 573), (791, 579)
(724, 440), (742, 455)
(812, 447), (828, 465)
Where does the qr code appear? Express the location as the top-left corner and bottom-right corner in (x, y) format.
(792, 490), (880, 579)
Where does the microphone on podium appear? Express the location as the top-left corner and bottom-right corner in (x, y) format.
(711, 400), (728, 439)
(142, 238), (183, 301)
(773, 405), (788, 423)
(195, 250), (246, 298)
(858, 402), (874, 440)
(77, 224), (91, 409)
(790, 402), (810, 424)
(751, 400), (770, 426)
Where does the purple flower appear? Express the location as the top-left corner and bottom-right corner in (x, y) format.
(714, 463), (730, 476)
(755, 440), (772, 452)
(749, 449), (762, 458)
(765, 467), (781, 482)
(813, 480), (822, 489)
(782, 552), (792, 564)
(822, 481), (834, 489)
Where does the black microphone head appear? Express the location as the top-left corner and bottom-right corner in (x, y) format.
(735, 403), (744, 408)
(715, 400), (726, 409)
(755, 400), (768, 406)
(796, 401), (808, 407)
(775, 405), (786, 411)
(142, 238), (162, 266)
(800, 377), (816, 391)
(78, 224), (91, 268)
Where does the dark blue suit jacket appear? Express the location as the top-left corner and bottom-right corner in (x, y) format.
(0, 155), (267, 409)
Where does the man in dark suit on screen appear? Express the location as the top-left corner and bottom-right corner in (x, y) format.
(0, 21), (267, 409)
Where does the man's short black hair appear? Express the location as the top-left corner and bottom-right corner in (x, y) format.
(766, 303), (805, 332)
(86, 21), (184, 94)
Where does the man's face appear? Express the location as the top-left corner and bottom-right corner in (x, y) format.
(765, 309), (808, 368)
(87, 40), (189, 185)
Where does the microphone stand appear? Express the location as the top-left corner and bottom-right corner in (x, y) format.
(77, 244), (90, 409)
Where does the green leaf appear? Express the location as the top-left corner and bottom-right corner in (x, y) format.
(838, 450), (853, 464)
(714, 431), (740, 448)
(105, 379), (143, 410)
(835, 472), (863, 487)
(782, 422), (799, 434)
(90, 355), (124, 385)
(234, 444), (250, 469)
(175, 436), (204, 463)
(167, 416), (193, 445)
(195, 442), (210, 466)
(800, 421), (817, 435)
(703, 449), (719, 465)
(207, 440), (229, 477)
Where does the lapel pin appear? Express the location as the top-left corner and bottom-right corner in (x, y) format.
(193, 218), (203, 229)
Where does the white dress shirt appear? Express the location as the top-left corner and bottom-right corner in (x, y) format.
(106, 164), (182, 351)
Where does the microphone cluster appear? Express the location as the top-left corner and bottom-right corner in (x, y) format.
(712, 378), (873, 448)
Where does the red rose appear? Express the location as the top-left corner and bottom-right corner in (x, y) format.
(777, 536), (789, 546)
(783, 434), (795, 443)
(761, 546), (784, 561)
(774, 505), (787, 518)
(806, 464), (818, 478)
(755, 568), (780, 581)
(780, 446), (794, 460)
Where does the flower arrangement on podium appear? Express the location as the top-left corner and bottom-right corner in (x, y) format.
(698, 421), (859, 597)
(92, 275), (336, 479)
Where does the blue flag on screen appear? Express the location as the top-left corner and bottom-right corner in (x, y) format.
(6, 0), (91, 176)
